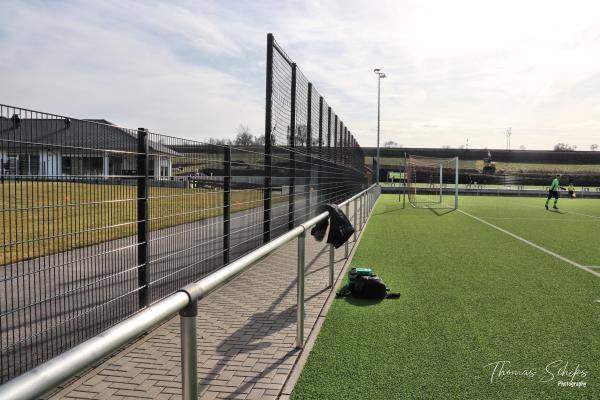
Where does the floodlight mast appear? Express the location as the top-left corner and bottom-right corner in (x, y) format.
(374, 68), (386, 184)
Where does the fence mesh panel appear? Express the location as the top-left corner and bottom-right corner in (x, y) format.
(0, 34), (367, 383)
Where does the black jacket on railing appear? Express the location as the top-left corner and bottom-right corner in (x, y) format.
(310, 204), (355, 248)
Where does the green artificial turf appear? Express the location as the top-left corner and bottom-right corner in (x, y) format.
(291, 194), (600, 400)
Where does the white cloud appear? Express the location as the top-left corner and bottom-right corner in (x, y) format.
(1, 0), (600, 149)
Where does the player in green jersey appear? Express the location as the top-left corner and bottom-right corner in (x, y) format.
(545, 174), (565, 210)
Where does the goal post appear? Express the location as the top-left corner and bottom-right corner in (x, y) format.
(404, 155), (459, 210)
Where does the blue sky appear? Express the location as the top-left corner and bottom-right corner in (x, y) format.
(1, 0), (600, 150)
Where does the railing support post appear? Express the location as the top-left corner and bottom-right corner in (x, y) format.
(296, 231), (306, 348)
(137, 128), (149, 308)
(363, 193), (367, 225)
(345, 203), (349, 258)
(353, 198), (357, 241)
(180, 299), (198, 400)
(360, 193), (364, 228)
(328, 243), (334, 289)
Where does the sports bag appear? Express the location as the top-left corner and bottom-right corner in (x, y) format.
(337, 268), (400, 299)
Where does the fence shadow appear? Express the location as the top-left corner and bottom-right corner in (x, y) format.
(196, 242), (332, 398)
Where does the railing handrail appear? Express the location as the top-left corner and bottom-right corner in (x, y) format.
(0, 184), (378, 400)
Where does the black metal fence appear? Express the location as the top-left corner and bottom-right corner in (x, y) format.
(0, 35), (366, 382)
(263, 34), (366, 240)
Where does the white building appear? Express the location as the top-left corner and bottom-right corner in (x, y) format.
(0, 116), (177, 180)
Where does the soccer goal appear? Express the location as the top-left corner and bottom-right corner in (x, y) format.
(404, 155), (459, 209)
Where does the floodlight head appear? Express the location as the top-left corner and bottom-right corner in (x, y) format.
(374, 68), (381, 73)
(381, 73), (386, 78)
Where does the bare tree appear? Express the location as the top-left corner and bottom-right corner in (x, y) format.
(208, 138), (232, 146)
(519, 145), (526, 150)
(295, 125), (308, 147)
(234, 125), (254, 146)
(591, 144), (598, 151)
(251, 133), (276, 147)
(384, 140), (399, 148)
(311, 133), (320, 147)
(553, 142), (577, 151)
(253, 135), (265, 146)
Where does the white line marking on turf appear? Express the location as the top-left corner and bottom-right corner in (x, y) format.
(459, 209), (600, 278)
(566, 210), (600, 220)
(476, 217), (591, 222)
(520, 203), (600, 220)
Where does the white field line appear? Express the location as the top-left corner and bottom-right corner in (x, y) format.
(459, 209), (600, 278)
(519, 203), (600, 220)
(564, 210), (600, 220)
(475, 217), (592, 223)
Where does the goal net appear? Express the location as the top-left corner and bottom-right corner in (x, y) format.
(404, 155), (459, 209)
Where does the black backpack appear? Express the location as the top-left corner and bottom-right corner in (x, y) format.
(338, 274), (400, 299)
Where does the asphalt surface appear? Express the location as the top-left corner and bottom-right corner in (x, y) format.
(0, 192), (323, 382)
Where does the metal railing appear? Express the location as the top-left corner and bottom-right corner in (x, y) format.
(0, 184), (380, 400)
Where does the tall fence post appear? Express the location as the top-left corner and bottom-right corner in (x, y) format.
(317, 97), (323, 206)
(223, 146), (231, 264)
(180, 299), (198, 400)
(333, 115), (338, 202)
(297, 231), (306, 348)
(137, 128), (149, 309)
(263, 34), (274, 244)
(288, 63), (297, 230)
(306, 83), (312, 219)
(327, 107), (332, 203)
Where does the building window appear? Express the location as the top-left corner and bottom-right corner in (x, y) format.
(3, 153), (39, 176)
(61, 157), (72, 175)
(61, 156), (103, 176)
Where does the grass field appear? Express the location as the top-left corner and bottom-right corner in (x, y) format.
(292, 194), (600, 399)
(1, 181), (282, 265)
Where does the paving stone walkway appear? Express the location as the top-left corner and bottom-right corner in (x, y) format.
(49, 231), (358, 400)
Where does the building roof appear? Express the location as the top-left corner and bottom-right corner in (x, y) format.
(0, 117), (178, 156)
